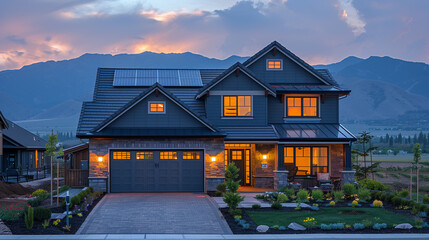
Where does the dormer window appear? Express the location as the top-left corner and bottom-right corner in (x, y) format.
(285, 96), (318, 118)
(223, 96), (252, 117)
(267, 59), (282, 70)
(148, 101), (165, 114)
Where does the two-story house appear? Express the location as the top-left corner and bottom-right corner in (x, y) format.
(77, 41), (356, 193)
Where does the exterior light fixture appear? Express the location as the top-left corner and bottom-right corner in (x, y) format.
(211, 156), (216, 162)
(262, 154), (267, 160)
(98, 157), (103, 162)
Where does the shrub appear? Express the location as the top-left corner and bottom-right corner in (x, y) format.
(223, 192), (244, 210)
(24, 206), (34, 230)
(329, 201), (335, 206)
(228, 208), (242, 217)
(28, 192), (50, 207)
(312, 190), (324, 202)
(0, 201), (29, 221)
(31, 189), (48, 198)
(297, 189), (309, 202)
(423, 194), (429, 204)
(320, 223), (344, 230)
(302, 217), (317, 228)
(252, 204), (261, 209)
(353, 223), (365, 230)
(392, 196), (402, 207)
(372, 223), (387, 230)
(255, 194), (264, 199)
(398, 189), (409, 198)
(411, 206), (419, 215)
(333, 191), (344, 202)
(278, 226), (286, 230)
(370, 191), (381, 201)
(33, 207), (52, 221)
(342, 184), (356, 196)
(357, 188), (371, 202)
(216, 183), (227, 193)
(214, 190), (222, 197)
(42, 219), (50, 229)
(359, 179), (387, 191)
(352, 200), (358, 207)
(271, 201), (282, 210)
(279, 187), (295, 197)
(372, 200), (383, 208)
(277, 193), (289, 203)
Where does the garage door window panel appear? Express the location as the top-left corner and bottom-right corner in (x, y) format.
(183, 152), (200, 159)
(136, 152), (153, 159)
(160, 152), (177, 159)
(113, 152), (130, 160)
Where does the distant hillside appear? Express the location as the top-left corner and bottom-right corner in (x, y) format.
(1, 52), (429, 134)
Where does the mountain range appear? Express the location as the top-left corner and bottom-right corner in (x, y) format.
(1, 52), (428, 134)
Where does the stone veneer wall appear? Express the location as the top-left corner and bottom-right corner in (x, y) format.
(329, 144), (345, 179)
(252, 144), (276, 189)
(88, 137), (225, 192)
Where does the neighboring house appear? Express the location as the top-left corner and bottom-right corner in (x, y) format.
(1, 116), (47, 173)
(77, 41), (356, 193)
(0, 111), (9, 172)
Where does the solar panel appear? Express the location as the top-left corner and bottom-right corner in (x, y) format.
(113, 69), (202, 87)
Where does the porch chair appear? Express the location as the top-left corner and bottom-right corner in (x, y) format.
(287, 166), (298, 182)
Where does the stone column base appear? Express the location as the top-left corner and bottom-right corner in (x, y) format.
(274, 170), (289, 191)
(89, 177), (108, 192)
(341, 170), (356, 185)
(206, 177), (225, 192)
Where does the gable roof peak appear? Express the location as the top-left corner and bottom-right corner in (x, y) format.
(243, 41), (339, 87)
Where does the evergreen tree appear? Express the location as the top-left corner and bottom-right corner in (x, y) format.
(389, 136), (394, 147)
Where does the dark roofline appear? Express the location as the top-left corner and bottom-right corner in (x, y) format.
(196, 62), (276, 99)
(242, 41), (339, 87)
(0, 111), (9, 129)
(3, 120), (47, 149)
(91, 83), (220, 134)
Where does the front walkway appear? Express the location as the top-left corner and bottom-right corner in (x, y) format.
(77, 193), (232, 234)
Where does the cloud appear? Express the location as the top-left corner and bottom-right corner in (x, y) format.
(338, 0), (366, 36)
(0, 0), (428, 70)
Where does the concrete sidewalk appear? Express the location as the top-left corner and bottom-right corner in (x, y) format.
(1, 234), (428, 240)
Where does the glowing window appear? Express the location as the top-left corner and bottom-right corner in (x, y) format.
(113, 152), (130, 160)
(286, 97), (318, 117)
(136, 152), (153, 160)
(183, 152), (200, 159)
(223, 96), (251, 117)
(160, 152), (177, 159)
(231, 150), (243, 160)
(283, 146), (328, 175)
(267, 60), (282, 70)
(149, 102), (165, 113)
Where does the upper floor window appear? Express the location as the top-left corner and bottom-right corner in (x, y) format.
(286, 96), (318, 117)
(148, 101), (165, 114)
(223, 96), (252, 117)
(267, 59), (283, 70)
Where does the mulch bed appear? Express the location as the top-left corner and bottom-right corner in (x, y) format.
(3, 194), (105, 234)
(0, 182), (32, 199)
(221, 203), (429, 234)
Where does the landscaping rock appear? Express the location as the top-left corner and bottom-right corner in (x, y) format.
(288, 222), (306, 231)
(395, 223), (413, 229)
(51, 213), (66, 220)
(0, 220), (12, 235)
(256, 225), (269, 232)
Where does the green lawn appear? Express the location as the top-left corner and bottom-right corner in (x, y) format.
(247, 207), (414, 227)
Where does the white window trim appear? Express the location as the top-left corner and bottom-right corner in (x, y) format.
(266, 59), (283, 71)
(221, 95), (254, 118)
(148, 101), (166, 114)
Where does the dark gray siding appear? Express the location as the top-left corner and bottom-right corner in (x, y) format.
(107, 92), (207, 129)
(246, 48), (323, 85)
(210, 72), (265, 91)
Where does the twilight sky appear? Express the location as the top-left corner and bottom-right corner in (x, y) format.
(0, 0), (428, 71)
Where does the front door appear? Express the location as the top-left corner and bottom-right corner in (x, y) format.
(230, 150), (245, 185)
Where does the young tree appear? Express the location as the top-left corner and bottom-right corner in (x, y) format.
(223, 162), (244, 214)
(45, 132), (62, 206)
(413, 143), (422, 202)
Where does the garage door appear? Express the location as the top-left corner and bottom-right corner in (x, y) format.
(110, 150), (204, 193)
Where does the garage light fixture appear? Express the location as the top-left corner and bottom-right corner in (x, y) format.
(211, 156), (216, 162)
(98, 157), (103, 162)
(262, 154), (267, 160)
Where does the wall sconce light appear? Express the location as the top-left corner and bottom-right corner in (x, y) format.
(262, 154), (267, 160)
(211, 156), (216, 162)
(98, 157), (103, 162)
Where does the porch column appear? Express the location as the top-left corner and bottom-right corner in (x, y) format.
(342, 142), (355, 185)
(277, 144), (285, 171)
(344, 143), (352, 171)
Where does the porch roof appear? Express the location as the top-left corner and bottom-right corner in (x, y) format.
(220, 126), (279, 140)
(273, 123), (356, 141)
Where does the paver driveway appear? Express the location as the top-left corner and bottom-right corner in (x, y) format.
(78, 193), (232, 234)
